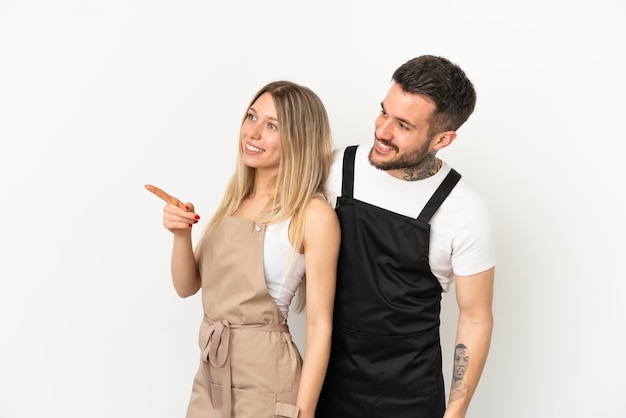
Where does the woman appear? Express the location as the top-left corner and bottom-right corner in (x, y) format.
(146, 80), (340, 418)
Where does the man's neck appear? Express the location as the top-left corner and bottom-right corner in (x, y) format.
(391, 156), (442, 181)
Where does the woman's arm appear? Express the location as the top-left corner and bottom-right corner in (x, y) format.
(146, 184), (201, 298)
(170, 227), (201, 298)
(296, 197), (340, 418)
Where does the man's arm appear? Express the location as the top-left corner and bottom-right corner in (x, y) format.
(443, 266), (494, 418)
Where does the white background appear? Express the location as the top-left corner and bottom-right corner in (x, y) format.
(1, 1), (625, 417)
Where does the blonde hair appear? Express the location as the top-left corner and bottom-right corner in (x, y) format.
(203, 80), (333, 311)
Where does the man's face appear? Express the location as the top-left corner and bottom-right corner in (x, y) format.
(453, 347), (469, 381)
(368, 83), (437, 178)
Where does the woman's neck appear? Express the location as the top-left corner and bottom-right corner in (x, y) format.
(250, 168), (277, 198)
(234, 171), (277, 221)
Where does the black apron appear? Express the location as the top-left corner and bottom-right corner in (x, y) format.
(317, 146), (461, 418)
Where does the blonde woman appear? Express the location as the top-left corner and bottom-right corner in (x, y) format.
(146, 81), (340, 418)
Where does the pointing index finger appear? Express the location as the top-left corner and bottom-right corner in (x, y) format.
(145, 184), (183, 207)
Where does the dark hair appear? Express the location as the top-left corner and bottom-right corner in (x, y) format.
(392, 55), (476, 136)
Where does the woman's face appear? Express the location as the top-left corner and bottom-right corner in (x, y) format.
(240, 92), (282, 173)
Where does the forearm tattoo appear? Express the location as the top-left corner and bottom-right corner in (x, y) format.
(449, 343), (471, 402)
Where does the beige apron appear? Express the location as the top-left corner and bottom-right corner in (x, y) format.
(185, 217), (302, 418)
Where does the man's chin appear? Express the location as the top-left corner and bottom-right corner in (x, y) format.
(369, 155), (399, 171)
(368, 156), (384, 170)
(368, 148), (394, 170)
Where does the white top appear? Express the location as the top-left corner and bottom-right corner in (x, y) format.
(263, 218), (306, 320)
(325, 146), (496, 292)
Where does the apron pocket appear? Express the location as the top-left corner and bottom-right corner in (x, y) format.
(330, 327), (441, 396)
(210, 383), (288, 417)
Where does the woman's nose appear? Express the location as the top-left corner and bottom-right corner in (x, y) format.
(248, 124), (261, 140)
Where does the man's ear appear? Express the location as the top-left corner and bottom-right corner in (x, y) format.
(432, 130), (457, 151)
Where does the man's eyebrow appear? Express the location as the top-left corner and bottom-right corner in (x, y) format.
(381, 102), (416, 129)
(396, 116), (416, 129)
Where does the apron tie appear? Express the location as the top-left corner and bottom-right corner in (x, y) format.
(206, 319), (231, 368)
(202, 316), (290, 418)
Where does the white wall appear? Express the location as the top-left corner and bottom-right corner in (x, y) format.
(1, 1), (624, 417)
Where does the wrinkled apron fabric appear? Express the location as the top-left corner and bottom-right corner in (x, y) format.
(316, 145), (461, 418)
(185, 217), (302, 418)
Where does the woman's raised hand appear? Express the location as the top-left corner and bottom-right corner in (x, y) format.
(145, 184), (200, 232)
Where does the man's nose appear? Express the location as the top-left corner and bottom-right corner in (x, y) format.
(375, 116), (392, 140)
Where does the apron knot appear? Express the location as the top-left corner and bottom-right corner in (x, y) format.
(202, 318), (234, 418)
(204, 319), (231, 368)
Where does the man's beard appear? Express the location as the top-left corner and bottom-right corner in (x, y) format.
(368, 137), (431, 171)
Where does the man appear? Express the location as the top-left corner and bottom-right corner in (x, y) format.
(316, 55), (495, 418)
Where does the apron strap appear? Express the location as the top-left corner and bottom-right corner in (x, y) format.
(341, 145), (358, 198)
(202, 316), (289, 418)
(417, 169), (461, 223)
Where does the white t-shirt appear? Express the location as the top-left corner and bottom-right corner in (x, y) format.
(325, 145), (496, 292)
(263, 219), (305, 320)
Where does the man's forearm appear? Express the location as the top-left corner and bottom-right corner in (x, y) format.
(443, 313), (493, 417)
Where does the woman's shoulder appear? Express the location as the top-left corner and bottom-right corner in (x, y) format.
(301, 194), (340, 251)
(306, 193), (335, 212)
(304, 194), (339, 228)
